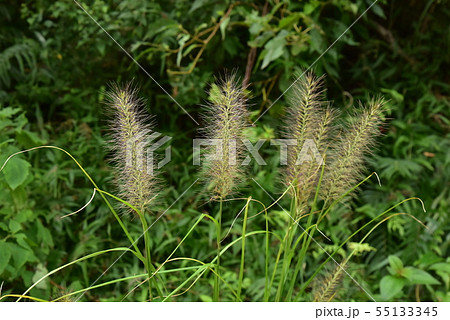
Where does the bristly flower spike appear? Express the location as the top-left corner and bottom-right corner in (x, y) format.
(322, 96), (386, 201)
(283, 72), (337, 216)
(201, 73), (250, 199)
(105, 82), (159, 215)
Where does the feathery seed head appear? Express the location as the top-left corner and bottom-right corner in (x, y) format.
(282, 71), (336, 213)
(105, 82), (158, 215)
(313, 264), (345, 302)
(201, 73), (250, 199)
(322, 96), (387, 200)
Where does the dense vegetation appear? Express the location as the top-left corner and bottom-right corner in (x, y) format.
(0, 0), (448, 302)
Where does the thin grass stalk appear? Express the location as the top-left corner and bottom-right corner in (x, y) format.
(121, 213), (215, 300)
(263, 201), (270, 301)
(214, 199), (223, 301)
(138, 213), (161, 300)
(317, 172), (380, 226)
(236, 197), (251, 300)
(161, 258), (241, 301)
(293, 172), (374, 299)
(163, 266), (209, 302)
(161, 231), (265, 301)
(1, 295), (49, 302)
(54, 266), (205, 302)
(96, 187), (165, 299)
(275, 196), (297, 301)
(105, 83), (166, 300)
(264, 187), (296, 301)
(159, 258), (240, 301)
(162, 230), (268, 301)
(286, 160), (327, 300)
(18, 247), (134, 301)
(267, 230), (285, 301)
(266, 211), (305, 301)
(0, 146), (145, 262)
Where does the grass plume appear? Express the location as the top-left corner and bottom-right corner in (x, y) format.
(105, 82), (158, 215)
(313, 264), (345, 302)
(282, 72), (336, 215)
(201, 73), (250, 199)
(322, 97), (386, 201)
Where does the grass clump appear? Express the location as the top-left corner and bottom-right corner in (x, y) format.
(1, 72), (426, 304)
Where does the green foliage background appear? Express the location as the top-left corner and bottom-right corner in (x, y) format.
(0, 0), (448, 301)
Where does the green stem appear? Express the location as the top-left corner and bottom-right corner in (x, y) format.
(214, 199), (223, 301)
(286, 219), (318, 300)
(139, 213), (167, 301)
(4, 147), (145, 261)
(54, 265), (206, 302)
(18, 247), (134, 301)
(275, 196), (296, 301)
(263, 201), (270, 301)
(287, 162), (326, 300)
(129, 214), (213, 300)
(267, 233), (285, 301)
(236, 197), (251, 301)
(139, 213), (154, 300)
(96, 189), (145, 261)
(164, 230), (267, 301)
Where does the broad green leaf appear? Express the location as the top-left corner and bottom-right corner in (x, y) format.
(37, 220), (54, 247)
(11, 186), (28, 210)
(15, 130), (45, 148)
(278, 13), (301, 29)
(0, 240), (12, 274)
(32, 264), (49, 290)
(0, 107), (21, 118)
(200, 294), (212, 302)
(401, 267), (413, 279)
(261, 30), (288, 69)
(15, 209), (33, 224)
(189, 0), (209, 13)
(8, 219), (22, 233)
(9, 243), (31, 269)
(429, 263), (450, 274)
(380, 275), (405, 300)
(3, 157), (30, 190)
(371, 4), (386, 19)
(388, 255), (404, 272)
(15, 233), (35, 250)
(304, 3), (318, 15)
(435, 271), (449, 288)
(406, 267), (440, 285)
